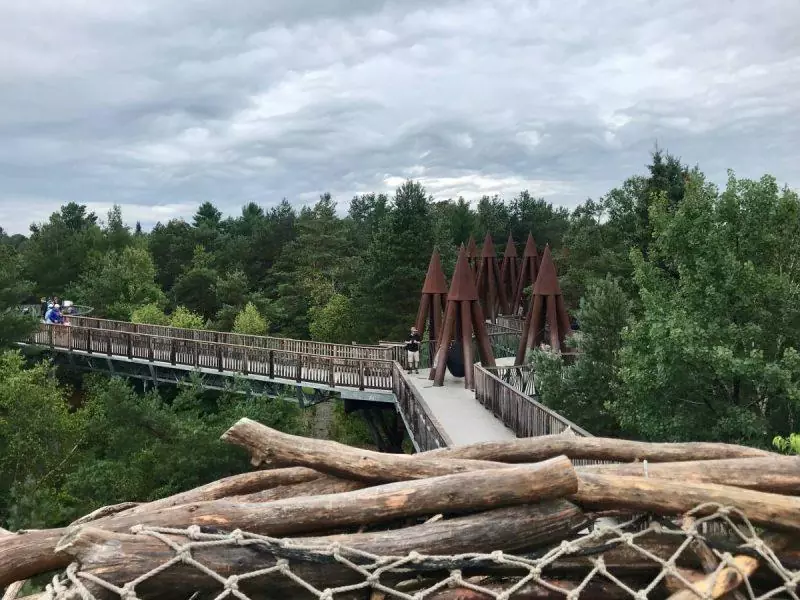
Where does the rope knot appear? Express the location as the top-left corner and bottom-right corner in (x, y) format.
(567, 591), (580, 600)
(450, 570), (463, 585)
(224, 576), (239, 591)
(176, 547), (193, 562)
(229, 529), (245, 543)
(635, 591), (648, 600)
(320, 590), (334, 600)
(490, 550), (504, 561)
(408, 551), (422, 562)
(186, 525), (203, 539)
(120, 583), (138, 600)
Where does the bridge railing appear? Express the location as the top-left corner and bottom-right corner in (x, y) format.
(33, 325), (395, 391)
(391, 363), (452, 451)
(481, 363), (536, 396)
(71, 316), (394, 361)
(474, 363), (593, 439)
(494, 314), (524, 331)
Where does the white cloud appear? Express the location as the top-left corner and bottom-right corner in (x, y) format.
(0, 0), (799, 233)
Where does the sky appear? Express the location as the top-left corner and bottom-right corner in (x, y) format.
(1, 0), (798, 234)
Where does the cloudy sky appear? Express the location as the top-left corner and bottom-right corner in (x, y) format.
(1, 0), (798, 234)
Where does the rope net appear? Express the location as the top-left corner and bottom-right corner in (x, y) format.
(44, 504), (799, 600)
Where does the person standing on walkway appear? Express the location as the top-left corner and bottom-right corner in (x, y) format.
(405, 326), (422, 374)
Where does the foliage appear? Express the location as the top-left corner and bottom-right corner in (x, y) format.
(131, 303), (171, 326)
(232, 302), (268, 336)
(169, 306), (206, 330)
(328, 402), (375, 449)
(0, 244), (38, 347)
(69, 245), (166, 320)
(309, 294), (356, 344)
(773, 433), (800, 454)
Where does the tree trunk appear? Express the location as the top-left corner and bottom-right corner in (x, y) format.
(56, 501), (586, 600)
(232, 475), (367, 502)
(221, 418), (505, 482)
(582, 456), (800, 494)
(424, 434), (775, 463)
(0, 459), (577, 587)
(572, 473), (800, 532)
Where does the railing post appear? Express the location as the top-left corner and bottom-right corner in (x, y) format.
(126, 334), (132, 359)
(48, 326), (54, 348)
(147, 336), (154, 362)
(296, 355), (302, 383)
(193, 342), (199, 368)
(68, 328), (73, 352)
(86, 329), (92, 354)
(328, 357), (335, 387)
(106, 335), (112, 356)
(170, 339), (176, 365)
(242, 350), (249, 375)
(217, 345), (223, 372)
(268, 350), (274, 379)
(359, 360), (365, 391)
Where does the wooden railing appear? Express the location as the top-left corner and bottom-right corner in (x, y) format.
(494, 314), (524, 331)
(392, 363), (452, 451)
(474, 363), (592, 438)
(33, 324), (394, 391)
(482, 364), (536, 396)
(71, 316), (394, 361)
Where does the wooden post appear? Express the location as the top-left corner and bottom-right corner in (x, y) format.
(217, 345), (223, 372)
(169, 339), (176, 365)
(68, 328), (73, 352)
(147, 336), (154, 362)
(328, 358), (335, 387)
(126, 334), (133, 359)
(268, 350), (275, 379)
(106, 335), (112, 356)
(48, 325), (54, 348)
(86, 329), (92, 354)
(193, 342), (199, 368)
(242, 349), (249, 376)
(359, 360), (365, 390)
(295, 355), (303, 382)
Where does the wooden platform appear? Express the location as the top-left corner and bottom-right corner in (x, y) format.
(404, 368), (516, 446)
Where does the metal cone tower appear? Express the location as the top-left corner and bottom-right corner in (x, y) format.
(515, 244), (572, 364)
(475, 233), (507, 320)
(499, 234), (519, 314)
(414, 248), (449, 359)
(511, 233), (539, 316)
(466, 235), (479, 279)
(432, 245), (496, 389)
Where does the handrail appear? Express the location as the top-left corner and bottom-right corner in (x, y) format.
(31, 324), (394, 391)
(391, 363), (452, 451)
(71, 316), (393, 361)
(481, 364), (536, 396)
(474, 363), (593, 438)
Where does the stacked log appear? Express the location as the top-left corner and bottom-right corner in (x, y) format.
(2, 419), (798, 600)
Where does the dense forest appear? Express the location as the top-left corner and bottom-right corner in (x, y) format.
(2, 150), (800, 533)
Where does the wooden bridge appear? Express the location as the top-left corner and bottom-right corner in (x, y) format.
(24, 315), (591, 452)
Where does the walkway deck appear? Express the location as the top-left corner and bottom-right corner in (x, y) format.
(405, 368), (516, 445)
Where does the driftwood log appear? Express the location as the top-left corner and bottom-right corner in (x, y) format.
(55, 502), (587, 600)
(222, 418), (505, 482)
(424, 433), (775, 463)
(0, 459), (577, 587)
(573, 473), (800, 532)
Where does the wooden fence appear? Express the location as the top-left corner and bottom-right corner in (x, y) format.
(391, 364), (452, 451)
(33, 325), (394, 391)
(71, 316), (394, 361)
(473, 363), (592, 439)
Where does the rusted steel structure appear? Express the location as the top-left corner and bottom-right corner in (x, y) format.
(414, 248), (449, 359)
(466, 235), (479, 279)
(515, 244), (572, 364)
(499, 234), (519, 313)
(511, 233), (540, 316)
(432, 245), (496, 389)
(475, 233), (507, 321)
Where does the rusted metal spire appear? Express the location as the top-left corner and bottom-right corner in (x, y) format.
(466, 235), (479, 278)
(432, 245), (495, 388)
(415, 248), (449, 361)
(500, 234), (519, 313)
(475, 233), (508, 320)
(511, 233), (539, 316)
(515, 244), (572, 363)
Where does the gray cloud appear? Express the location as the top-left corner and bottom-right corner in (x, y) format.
(1, 0), (799, 233)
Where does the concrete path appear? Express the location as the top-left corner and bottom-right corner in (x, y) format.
(405, 368), (516, 446)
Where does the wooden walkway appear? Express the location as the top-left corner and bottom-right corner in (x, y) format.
(27, 316), (591, 451)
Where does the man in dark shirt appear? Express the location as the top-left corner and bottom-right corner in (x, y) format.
(405, 326), (422, 374)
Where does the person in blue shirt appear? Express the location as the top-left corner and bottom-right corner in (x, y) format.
(45, 304), (64, 324)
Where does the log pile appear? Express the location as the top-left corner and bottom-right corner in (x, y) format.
(2, 419), (799, 600)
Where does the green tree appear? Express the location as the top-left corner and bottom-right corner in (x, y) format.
(169, 306), (206, 329)
(0, 245), (38, 347)
(232, 302), (268, 336)
(131, 303), (170, 326)
(309, 294), (356, 343)
(69, 246), (166, 320)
